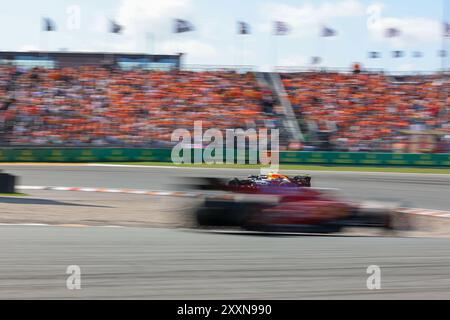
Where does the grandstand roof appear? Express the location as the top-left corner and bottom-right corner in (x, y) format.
(0, 51), (182, 69)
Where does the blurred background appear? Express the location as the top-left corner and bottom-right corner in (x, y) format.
(0, 0), (449, 153)
(1, 1), (450, 300)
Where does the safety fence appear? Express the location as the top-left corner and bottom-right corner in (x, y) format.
(0, 148), (172, 163)
(0, 148), (449, 167)
(279, 151), (449, 167)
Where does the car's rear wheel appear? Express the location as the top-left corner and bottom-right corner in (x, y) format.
(196, 202), (255, 227)
(293, 176), (311, 187)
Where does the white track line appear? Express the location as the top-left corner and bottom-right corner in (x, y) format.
(87, 164), (184, 169)
(15, 185), (450, 219)
(16, 185), (202, 198)
(0, 223), (125, 228)
(86, 164), (450, 177)
(0, 223), (50, 227)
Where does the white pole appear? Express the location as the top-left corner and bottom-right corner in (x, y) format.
(272, 35), (278, 72)
(241, 34), (245, 68)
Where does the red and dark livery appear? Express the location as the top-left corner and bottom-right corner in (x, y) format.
(195, 174), (409, 234)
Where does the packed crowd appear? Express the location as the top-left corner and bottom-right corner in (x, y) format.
(1, 64), (449, 152)
(0, 66), (277, 147)
(282, 72), (449, 152)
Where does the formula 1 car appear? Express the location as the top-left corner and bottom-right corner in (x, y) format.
(194, 175), (410, 234)
(228, 172), (312, 189)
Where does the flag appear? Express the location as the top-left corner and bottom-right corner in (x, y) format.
(369, 51), (381, 59)
(392, 50), (405, 58)
(274, 21), (290, 36)
(438, 50), (448, 58)
(385, 27), (401, 38)
(238, 21), (251, 35)
(42, 18), (56, 32)
(311, 56), (322, 65)
(444, 22), (450, 38)
(110, 20), (123, 34)
(174, 19), (195, 33)
(412, 51), (423, 58)
(321, 26), (337, 37)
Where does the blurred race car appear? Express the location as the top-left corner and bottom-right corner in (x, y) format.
(194, 175), (409, 234)
(228, 172), (312, 189)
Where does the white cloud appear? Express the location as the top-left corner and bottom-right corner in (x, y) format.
(397, 63), (414, 72)
(278, 55), (309, 67)
(92, 15), (109, 34)
(108, 0), (216, 62)
(260, 0), (365, 37)
(367, 3), (442, 46)
(116, 0), (192, 34)
(160, 39), (217, 59)
(19, 44), (39, 51)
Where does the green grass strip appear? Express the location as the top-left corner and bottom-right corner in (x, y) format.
(0, 192), (28, 197)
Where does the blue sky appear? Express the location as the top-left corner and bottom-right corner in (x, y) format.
(0, 0), (448, 71)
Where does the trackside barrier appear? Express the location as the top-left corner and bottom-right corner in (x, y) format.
(0, 173), (16, 193)
(279, 152), (450, 167)
(0, 148), (449, 167)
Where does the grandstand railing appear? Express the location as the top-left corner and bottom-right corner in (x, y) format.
(178, 64), (450, 76)
(275, 66), (450, 76)
(177, 64), (450, 75)
(2, 58), (447, 76)
(181, 64), (255, 73)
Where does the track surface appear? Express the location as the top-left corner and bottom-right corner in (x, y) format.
(1, 165), (449, 299)
(3, 165), (450, 210)
(1, 226), (450, 299)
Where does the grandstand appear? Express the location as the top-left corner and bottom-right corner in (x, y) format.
(0, 51), (182, 70)
(0, 51), (449, 153)
(282, 71), (449, 153)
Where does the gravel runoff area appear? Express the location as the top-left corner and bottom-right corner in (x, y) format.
(0, 190), (199, 229)
(1, 190), (450, 238)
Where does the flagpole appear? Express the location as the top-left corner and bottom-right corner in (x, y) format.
(272, 34), (278, 72)
(104, 18), (110, 66)
(241, 34), (245, 68)
(39, 23), (45, 62)
(441, 0), (449, 134)
(315, 24), (322, 71)
(320, 34), (324, 71)
(39, 19), (43, 51)
(237, 33), (241, 68)
(105, 23), (108, 63)
(146, 33), (149, 54)
(234, 31), (238, 68)
(44, 26), (50, 59)
(322, 29), (327, 71)
(146, 32), (155, 55)
(442, 0), (448, 72)
(174, 20), (182, 62)
(150, 33), (155, 55)
(385, 45), (394, 74)
(237, 31), (244, 69)
(48, 28), (52, 53)
(369, 43), (382, 73)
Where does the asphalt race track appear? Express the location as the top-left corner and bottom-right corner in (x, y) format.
(1, 225), (450, 299)
(3, 165), (450, 210)
(0, 165), (449, 299)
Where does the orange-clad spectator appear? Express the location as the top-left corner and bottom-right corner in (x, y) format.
(282, 71), (449, 151)
(0, 66), (278, 146)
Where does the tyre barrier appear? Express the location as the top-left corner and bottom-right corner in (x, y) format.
(0, 173), (16, 193)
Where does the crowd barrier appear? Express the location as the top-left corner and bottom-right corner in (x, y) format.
(0, 148), (172, 163)
(280, 151), (449, 167)
(0, 148), (449, 167)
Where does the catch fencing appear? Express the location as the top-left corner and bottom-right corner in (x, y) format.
(0, 148), (449, 167)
